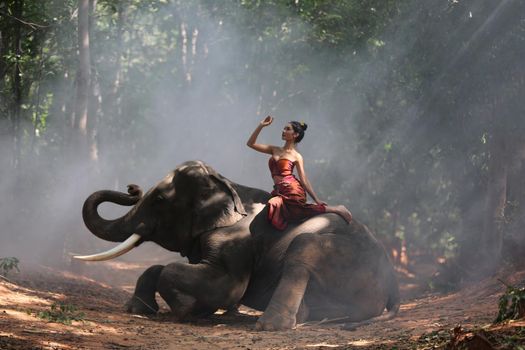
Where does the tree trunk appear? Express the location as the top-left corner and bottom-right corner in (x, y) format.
(11, 0), (23, 171)
(87, 0), (99, 163)
(481, 129), (509, 269)
(73, 0), (91, 158)
(501, 140), (525, 265)
(30, 45), (45, 155)
(0, 26), (6, 81)
(109, 1), (124, 108)
(0, 26), (5, 173)
(101, 1), (125, 135)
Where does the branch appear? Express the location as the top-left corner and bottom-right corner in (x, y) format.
(498, 278), (512, 288)
(0, 10), (50, 30)
(0, 274), (12, 283)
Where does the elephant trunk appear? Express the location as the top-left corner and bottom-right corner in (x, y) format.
(82, 186), (144, 243)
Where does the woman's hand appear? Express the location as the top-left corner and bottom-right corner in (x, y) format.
(247, 116), (274, 154)
(260, 115), (273, 127)
(315, 199), (327, 206)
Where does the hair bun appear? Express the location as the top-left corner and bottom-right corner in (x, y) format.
(299, 121), (308, 131)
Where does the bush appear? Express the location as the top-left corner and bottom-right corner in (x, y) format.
(495, 282), (525, 322)
(36, 303), (86, 325)
(0, 257), (20, 277)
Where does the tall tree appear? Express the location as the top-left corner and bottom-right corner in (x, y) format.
(73, 0), (92, 160)
(11, 0), (23, 170)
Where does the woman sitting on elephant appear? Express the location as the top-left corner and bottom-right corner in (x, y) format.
(247, 115), (353, 230)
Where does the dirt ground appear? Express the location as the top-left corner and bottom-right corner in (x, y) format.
(1, 256), (524, 350)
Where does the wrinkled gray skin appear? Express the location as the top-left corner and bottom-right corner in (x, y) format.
(82, 160), (399, 330)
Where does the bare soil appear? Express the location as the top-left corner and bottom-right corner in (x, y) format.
(1, 257), (524, 350)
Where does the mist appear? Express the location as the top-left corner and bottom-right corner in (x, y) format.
(1, 0), (524, 284)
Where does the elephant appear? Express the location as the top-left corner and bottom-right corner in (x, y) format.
(76, 160), (399, 330)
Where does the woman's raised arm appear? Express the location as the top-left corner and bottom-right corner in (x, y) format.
(247, 116), (275, 154)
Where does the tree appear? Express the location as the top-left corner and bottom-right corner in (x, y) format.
(73, 0), (93, 161)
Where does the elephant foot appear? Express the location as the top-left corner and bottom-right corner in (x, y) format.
(255, 310), (296, 331)
(221, 304), (243, 318)
(125, 295), (159, 315)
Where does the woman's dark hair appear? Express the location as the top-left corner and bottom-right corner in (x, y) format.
(290, 121), (308, 143)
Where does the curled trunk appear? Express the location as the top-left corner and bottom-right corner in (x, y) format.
(82, 189), (142, 242)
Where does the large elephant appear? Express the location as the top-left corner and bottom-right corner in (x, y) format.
(76, 160), (399, 330)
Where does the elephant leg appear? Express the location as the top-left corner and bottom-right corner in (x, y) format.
(256, 233), (322, 331)
(126, 265), (164, 315)
(296, 298), (310, 324)
(157, 261), (248, 321)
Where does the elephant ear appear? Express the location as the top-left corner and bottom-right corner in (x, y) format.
(190, 163), (247, 237)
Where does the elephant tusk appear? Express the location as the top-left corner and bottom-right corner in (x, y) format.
(73, 233), (142, 261)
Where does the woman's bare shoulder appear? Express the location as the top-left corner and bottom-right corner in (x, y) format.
(293, 150), (303, 161)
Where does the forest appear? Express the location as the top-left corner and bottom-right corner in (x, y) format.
(1, 0), (524, 349)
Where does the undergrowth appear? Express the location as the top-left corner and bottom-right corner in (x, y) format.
(0, 257), (20, 277)
(495, 281), (525, 323)
(34, 303), (86, 325)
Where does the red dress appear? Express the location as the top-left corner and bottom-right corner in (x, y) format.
(267, 157), (326, 230)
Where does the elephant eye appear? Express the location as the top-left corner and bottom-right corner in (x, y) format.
(155, 194), (165, 202)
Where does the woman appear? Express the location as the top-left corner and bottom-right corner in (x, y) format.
(247, 115), (353, 230)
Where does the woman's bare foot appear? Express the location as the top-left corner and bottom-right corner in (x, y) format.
(326, 205), (353, 223)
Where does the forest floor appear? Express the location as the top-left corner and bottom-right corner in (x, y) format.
(1, 254), (524, 350)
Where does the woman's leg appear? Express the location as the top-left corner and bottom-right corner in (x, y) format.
(267, 195), (289, 230)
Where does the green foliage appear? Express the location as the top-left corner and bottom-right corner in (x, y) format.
(416, 329), (450, 349)
(36, 303), (86, 325)
(499, 327), (525, 350)
(495, 282), (525, 323)
(0, 257), (20, 277)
